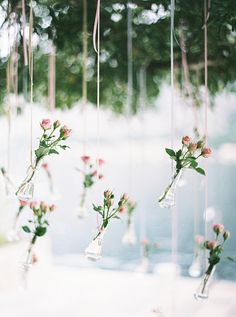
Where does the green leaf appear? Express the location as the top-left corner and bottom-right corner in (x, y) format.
(190, 160), (198, 168)
(22, 226), (31, 233)
(195, 167), (206, 175)
(35, 226), (47, 237)
(35, 147), (49, 158)
(59, 145), (70, 150)
(165, 148), (175, 157)
(113, 215), (120, 219)
(226, 256), (235, 262)
(49, 149), (59, 155)
(176, 149), (182, 158)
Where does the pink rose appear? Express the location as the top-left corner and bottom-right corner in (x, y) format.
(188, 143), (198, 154)
(40, 201), (48, 212)
(201, 147), (212, 158)
(118, 206), (126, 213)
(81, 155), (90, 164)
(49, 204), (56, 212)
(207, 240), (218, 250)
(195, 235), (204, 245)
(122, 193), (129, 201)
(30, 201), (37, 209)
(182, 136), (191, 146)
(98, 158), (105, 166)
(213, 224), (224, 235)
(141, 239), (149, 246)
(60, 125), (72, 139)
(40, 119), (51, 130)
(42, 162), (49, 170)
(19, 200), (28, 207)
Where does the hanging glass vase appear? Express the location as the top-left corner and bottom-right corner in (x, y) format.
(16, 160), (40, 201)
(75, 191), (87, 219)
(85, 229), (106, 261)
(122, 219), (137, 245)
(19, 247), (34, 290)
(6, 218), (20, 242)
(188, 252), (203, 278)
(135, 256), (149, 273)
(158, 170), (183, 209)
(194, 265), (215, 300)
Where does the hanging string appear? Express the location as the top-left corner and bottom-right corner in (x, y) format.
(22, 0), (28, 66)
(28, 0), (33, 166)
(48, 44), (56, 111)
(6, 7), (11, 179)
(126, 1), (133, 118)
(170, 1), (177, 316)
(203, 0), (210, 269)
(82, 0), (88, 155)
(93, 0), (101, 229)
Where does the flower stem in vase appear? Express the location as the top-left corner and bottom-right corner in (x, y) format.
(84, 228), (105, 261)
(76, 188), (87, 219)
(194, 265), (215, 300)
(7, 201), (28, 242)
(122, 218), (137, 245)
(158, 170), (182, 209)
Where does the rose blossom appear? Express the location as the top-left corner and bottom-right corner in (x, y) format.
(188, 143), (198, 154)
(118, 206), (126, 213)
(207, 240), (218, 250)
(53, 120), (60, 129)
(81, 155), (90, 164)
(42, 162), (49, 170)
(60, 125), (72, 139)
(98, 158), (105, 166)
(40, 119), (51, 130)
(40, 201), (48, 212)
(49, 204), (56, 212)
(195, 235), (204, 245)
(30, 201), (37, 209)
(201, 147), (212, 158)
(142, 239), (149, 246)
(213, 224), (224, 235)
(19, 200), (28, 207)
(182, 136), (191, 146)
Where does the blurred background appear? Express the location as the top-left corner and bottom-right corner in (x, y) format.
(0, 1), (236, 317)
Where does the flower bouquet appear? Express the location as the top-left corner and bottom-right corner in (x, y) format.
(158, 136), (212, 208)
(122, 199), (137, 245)
(16, 119), (71, 201)
(6, 200), (28, 242)
(85, 190), (128, 261)
(75, 156), (104, 218)
(20, 201), (56, 289)
(188, 235), (204, 277)
(194, 224), (231, 300)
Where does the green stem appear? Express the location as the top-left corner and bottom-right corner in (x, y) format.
(158, 170), (181, 203)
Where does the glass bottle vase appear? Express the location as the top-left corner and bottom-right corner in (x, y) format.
(122, 220), (137, 245)
(188, 251), (203, 278)
(158, 170), (183, 209)
(84, 230), (106, 261)
(194, 265), (215, 300)
(75, 190), (87, 219)
(19, 248), (33, 290)
(16, 161), (39, 201)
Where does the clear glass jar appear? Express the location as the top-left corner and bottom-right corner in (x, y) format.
(85, 230), (106, 261)
(16, 160), (40, 201)
(19, 248), (33, 290)
(194, 266), (215, 300)
(122, 220), (137, 245)
(159, 170), (183, 209)
(188, 252), (203, 278)
(75, 190), (87, 219)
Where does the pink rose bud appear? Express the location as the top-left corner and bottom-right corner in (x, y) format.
(197, 140), (205, 149)
(98, 174), (103, 180)
(40, 119), (51, 130)
(122, 193), (129, 201)
(182, 136), (191, 146)
(53, 120), (60, 129)
(49, 204), (56, 212)
(118, 206), (126, 213)
(213, 224), (224, 235)
(104, 189), (111, 198)
(60, 125), (72, 139)
(98, 158), (105, 166)
(19, 200), (28, 207)
(81, 155), (90, 164)
(195, 235), (204, 245)
(32, 253), (38, 264)
(223, 230), (230, 240)
(208, 240), (218, 250)
(188, 143), (198, 154)
(91, 170), (97, 177)
(42, 162), (49, 170)
(201, 147), (212, 158)
(40, 201), (48, 212)
(30, 201), (37, 209)
(141, 239), (149, 246)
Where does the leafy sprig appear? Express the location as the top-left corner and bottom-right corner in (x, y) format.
(92, 190), (128, 239)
